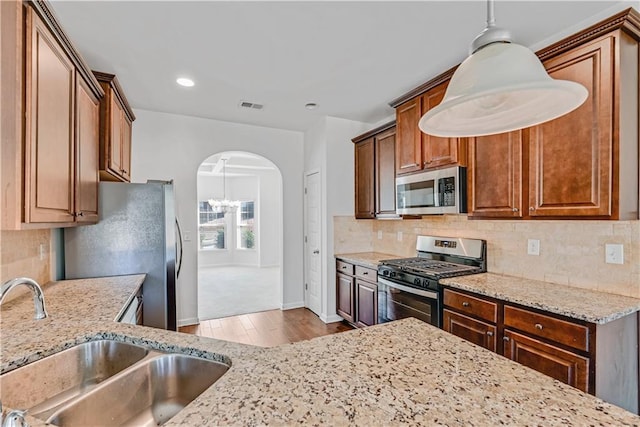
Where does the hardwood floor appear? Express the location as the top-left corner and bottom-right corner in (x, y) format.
(179, 308), (353, 347)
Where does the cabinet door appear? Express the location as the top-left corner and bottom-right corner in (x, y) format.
(468, 131), (524, 218)
(504, 329), (590, 392)
(356, 280), (377, 327)
(108, 94), (123, 177)
(121, 114), (132, 182)
(375, 128), (397, 216)
(395, 98), (422, 175)
(354, 138), (375, 219)
(443, 309), (496, 352)
(529, 35), (614, 217)
(336, 272), (355, 323)
(75, 75), (100, 223)
(25, 8), (75, 223)
(421, 82), (460, 169)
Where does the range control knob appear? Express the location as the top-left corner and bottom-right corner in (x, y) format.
(414, 278), (421, 286)
(423, 279), (430, 287)
(390, 272), (396, 278)
(382, 270), (389, 276)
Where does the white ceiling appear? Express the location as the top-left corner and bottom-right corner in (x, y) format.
(50, 1), (634, 132)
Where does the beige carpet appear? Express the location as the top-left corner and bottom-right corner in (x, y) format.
(198, 266), (280, 320)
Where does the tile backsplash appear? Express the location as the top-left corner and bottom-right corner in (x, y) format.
(334, 215), (640, 299)
(1, 229), (52, 293)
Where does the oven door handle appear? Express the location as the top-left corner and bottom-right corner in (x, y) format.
(378, 277), (439, 299)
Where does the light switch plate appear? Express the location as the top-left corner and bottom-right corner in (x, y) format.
(377, 230), (383, 240)
(527, 239), (540, 256)
(397, 231), (403, 242)
(605, 244), (624, 264)
(39, 243), (46, 261)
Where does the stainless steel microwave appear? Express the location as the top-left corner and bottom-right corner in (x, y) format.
(396, 166), (467, 215)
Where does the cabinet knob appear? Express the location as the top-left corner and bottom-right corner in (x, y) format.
(512, 208), (519, 212)
(486, 331), (494, 337)
(529, 207), (535, 211)
(78, 211), (84, 217)
(503, 336), (510, 342)
(462, 301), (470, 307)
(535, 323), (543, 330)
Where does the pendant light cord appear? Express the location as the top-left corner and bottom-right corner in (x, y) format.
(486, 0), (495, 28)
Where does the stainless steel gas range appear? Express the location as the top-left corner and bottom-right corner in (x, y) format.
(377, 236), (487, 328)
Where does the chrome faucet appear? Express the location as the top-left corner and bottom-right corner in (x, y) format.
(0, 401), (29, 427)
(0, 277), (48, 320)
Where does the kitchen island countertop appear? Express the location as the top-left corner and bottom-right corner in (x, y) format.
(2, 275), (640, 426)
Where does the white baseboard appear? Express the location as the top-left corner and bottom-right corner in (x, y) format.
(282, 301), (305, 310)
(321, 314), (344, 323)
(178, 317), (199, 327)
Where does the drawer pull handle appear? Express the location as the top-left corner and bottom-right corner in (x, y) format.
(342, 266), (347, 269)
(462, 302), (470, 307)
(535, 323), (543, 330)
(503, 336), (510, 342)
(363, 271), (368, 275)
(486, 331), (494, 337)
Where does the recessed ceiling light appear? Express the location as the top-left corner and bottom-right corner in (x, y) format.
(176, 77), (195, 87)
(305, 102), (318, 110)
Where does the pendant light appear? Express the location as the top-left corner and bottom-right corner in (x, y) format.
(208, 158), (241, 214)
(418, 0), (588, 137)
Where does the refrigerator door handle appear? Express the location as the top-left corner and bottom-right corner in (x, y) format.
(175, 218), (183, 278)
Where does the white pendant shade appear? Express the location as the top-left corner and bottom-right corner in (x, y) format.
(419, 42), (588, 137)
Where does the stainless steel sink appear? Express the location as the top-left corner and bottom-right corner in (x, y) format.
(0, 340), (149, 419)
(0, 340), (229, 426)
(48, 354), (229, 426)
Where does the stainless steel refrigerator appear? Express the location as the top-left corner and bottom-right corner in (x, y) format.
(64, 181), (182, 330)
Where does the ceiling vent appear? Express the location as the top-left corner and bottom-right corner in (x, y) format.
(239, 101), (264, 110)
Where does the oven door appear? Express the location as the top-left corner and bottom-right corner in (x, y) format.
(378, 277), (441, 328)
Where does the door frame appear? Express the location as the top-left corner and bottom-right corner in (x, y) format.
(303, 169), (323, 317)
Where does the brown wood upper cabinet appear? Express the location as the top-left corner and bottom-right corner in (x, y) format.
(93, 72), (136, 182)
(353, 122), (398, 219)
(394, 82), (466, 177)
(1, 3), (103, 229)
(467, 27), (639, 219)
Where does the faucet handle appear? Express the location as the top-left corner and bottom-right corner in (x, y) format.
(2, 408), (29, 427)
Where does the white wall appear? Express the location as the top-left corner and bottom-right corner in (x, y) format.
(303, 116), (371, 322)
(259, 170), (281, 267)
(131, 109), (304, 325)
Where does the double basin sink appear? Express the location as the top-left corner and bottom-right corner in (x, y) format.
(0, 340), (229, 426)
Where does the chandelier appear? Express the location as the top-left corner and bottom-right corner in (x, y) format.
(208, 158), (241, 214)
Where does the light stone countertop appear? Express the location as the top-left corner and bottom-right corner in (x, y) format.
(441, 273), (640, 324)
(335, 251), (404, 269)
(2, 275), (640, 425)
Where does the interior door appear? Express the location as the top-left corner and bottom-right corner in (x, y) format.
(304, 171), (322, 316)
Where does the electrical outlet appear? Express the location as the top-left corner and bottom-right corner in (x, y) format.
(377, 230), (383, 240)
(39, 243), (46, 261)
(605, 244), (624, 264)
(397, 231), (403, 242)
(527, 239), (540, 256)
(183, 231), (191, 242)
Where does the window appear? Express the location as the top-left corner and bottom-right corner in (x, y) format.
(198, 201), (226, 249)
(236, 201), (255, 249)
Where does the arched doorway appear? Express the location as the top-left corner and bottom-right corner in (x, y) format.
(196, 151), (283, 320)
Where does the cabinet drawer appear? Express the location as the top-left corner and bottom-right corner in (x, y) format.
(443, 289), (497, 323)
(504, 305), (589, 352)
(336, 260), (354, 275)
(355, 265), (376, 282)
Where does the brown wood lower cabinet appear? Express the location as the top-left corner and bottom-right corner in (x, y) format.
(442, 286), (638, 413)
(443, 309), (496, 352)
(336, 259), (378, 328)
(336, 272), (355, 324)
(504, 329), (589, 392)
(356, 280), (377, 328)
